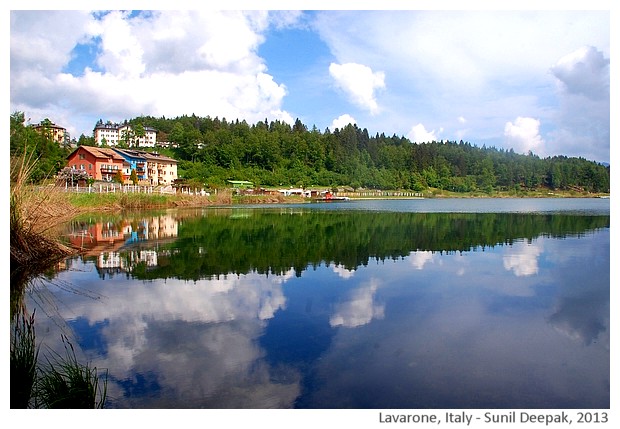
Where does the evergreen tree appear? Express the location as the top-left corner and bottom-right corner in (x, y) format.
(130, 169), (138, 185)
(9, 113), (610, 192)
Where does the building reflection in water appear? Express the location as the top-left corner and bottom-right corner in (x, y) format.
(66, 215), (179, 278)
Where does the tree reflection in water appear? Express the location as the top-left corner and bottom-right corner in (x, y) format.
(24, 201), (609, 408)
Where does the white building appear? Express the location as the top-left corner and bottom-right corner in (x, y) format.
(278, 188), (312, 197)
(94, 120), (157, 148)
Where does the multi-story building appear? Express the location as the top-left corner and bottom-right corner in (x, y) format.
(66, 146), (178, 185)
(65, 145), (128, 182)
(32, 120), (68, 144)
(112, 148), (178, 185)
(93, 120), (157, 147)
(142, 151), (178, 186)
(113, 148), (149, 183)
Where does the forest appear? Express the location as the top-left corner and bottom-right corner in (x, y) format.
(11, 112), (610, 193)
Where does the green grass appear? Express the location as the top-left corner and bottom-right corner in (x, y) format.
(10, 310), (39, 408)
(36, 335), (108, 409)
(11, 310), (108, 409)
(68, 191), (171, 209)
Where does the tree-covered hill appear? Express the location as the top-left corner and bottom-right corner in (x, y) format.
(11, 112), (610, 193)
(128, 114), (609, 193)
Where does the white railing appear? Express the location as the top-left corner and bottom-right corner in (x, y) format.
(61, 183), (157, 194)
(58, 183), (209, 196)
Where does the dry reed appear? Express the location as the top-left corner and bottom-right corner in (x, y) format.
(10, 151), (79, 289)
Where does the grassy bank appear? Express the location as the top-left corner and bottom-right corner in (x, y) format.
(62, 186), (609, 211)
(344, 187), (609, 199)
(61, 188), (230, 211)
(63, 188), (311, 210)
(415, 187), (609, 199)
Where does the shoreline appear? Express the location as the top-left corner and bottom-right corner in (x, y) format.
(64, 191), (609, 212)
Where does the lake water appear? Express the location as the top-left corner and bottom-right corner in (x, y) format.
(25, 198), (610, 409)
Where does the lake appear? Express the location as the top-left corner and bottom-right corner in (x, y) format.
(24, 198), (610, 409)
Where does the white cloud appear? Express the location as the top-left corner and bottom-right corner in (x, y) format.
(317, 11), (608, 93)
(314, 10), (609, 161)
(503, 117), (544, 155)
(10, 10), (292, 137)
(9, 10), (609, 162)
(332, 263), (356, 279)
(409, 251), (434, 270)
(92, 11), (145, 78)
(10, 10), (94, 75)
(407, 123), (438, 143)
(269, 10), (304, 30)
(331, 114), (356, 130)
(329, 62), (385, 114)
(329, 279), (384, 328)
(503, 241), (543, 277)
(551, 46), (609, 100)
(544, 46), (610, 162)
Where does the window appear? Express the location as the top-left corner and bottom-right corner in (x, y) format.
(79, 153), (85, 160)
(89, 164), (92, 170)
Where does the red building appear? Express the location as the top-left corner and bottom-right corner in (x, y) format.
(66, 146), (128, 182)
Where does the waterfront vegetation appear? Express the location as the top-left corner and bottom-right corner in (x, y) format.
(36, 334), (107, 409)
(10, 151), (108, 409)
(10, 151), (78, 294)
(10, 310), (107, 408)
(55, 184), (609, 213)
(10, 311), (38, 408)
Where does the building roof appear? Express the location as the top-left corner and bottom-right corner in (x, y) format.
(94, 121), (157, 133)
(33, 122), (65, 131)
(94, 121), (121, 130)
(113, 148), (177, 163)
(228, 180), (254, 187)
(141, 152), (177, 163)
(113, 148), (149, 160)
(68, 145), (125, 161)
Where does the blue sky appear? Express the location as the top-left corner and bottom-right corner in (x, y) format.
(9, 4), (612, 163)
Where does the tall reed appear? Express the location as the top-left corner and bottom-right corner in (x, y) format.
(36, 335), (108, 409)
(10, 309), (109, 408)
(10, 310), (39, 408)
(10, 150), (79, 296)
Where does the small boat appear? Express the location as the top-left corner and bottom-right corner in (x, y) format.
(313, 191), (350, 202)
